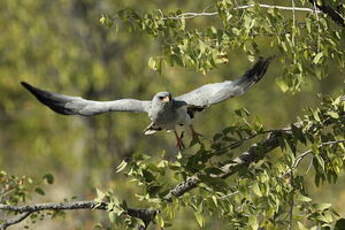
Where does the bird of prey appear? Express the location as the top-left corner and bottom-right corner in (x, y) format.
(21, 57), (272, 150)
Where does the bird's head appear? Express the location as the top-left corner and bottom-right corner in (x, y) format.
(152, 92), (172, 105)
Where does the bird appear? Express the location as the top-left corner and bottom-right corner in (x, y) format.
(21, 57), (272, 150)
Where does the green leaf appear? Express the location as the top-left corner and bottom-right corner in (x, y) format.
(327, 111), (339, 119)
(35, 187), (45, 196)
(115, 160), (128, 173)
(248, 215), (259, 230)
(96, 188), (106, 201)
(313, 52), (323, 64)
(276, 78), (289, 92)
(194, 211), (204, 227)
(148, 57), (157, 71)
(252, 183), (262, 197)
(234, 108), (250, 117)
(142, 169), (155, 182)
(315, 203), (332, 211)
(213, 133), (223, 142)
(212, 195), (218, 207)
(313, 110), (321, 122)
(108, 211), (116, 223)
(297, 193), (312, 202)
(315, 154), (325, 171)
(316, 213), (333, 223)
(43, 173), (54, 184)
(156, 215), (165, 228)
(297, 221), (309, 230)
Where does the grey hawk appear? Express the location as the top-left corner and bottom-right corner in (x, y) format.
(21, 57), (272, 150)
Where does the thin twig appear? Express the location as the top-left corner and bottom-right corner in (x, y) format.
(288, 170), (294, 230)
(292, 140), (345, 170)
(166, 4), (322, 20)
(0, 189), (16, 203)
(214, 128), (290, 156)
(313, 0), (322, 52)
(281, 139), (345, 178)
(234, 4), (321, 13)
(0, 212), (32, 230)
(291, 0), (297, 63)
(220, 190), (240, 200)
(305, 157), (313, 175)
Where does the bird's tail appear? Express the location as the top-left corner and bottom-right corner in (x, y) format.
(234, 56), (274, 94)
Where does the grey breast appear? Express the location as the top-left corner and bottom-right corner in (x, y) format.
(149, 100), (188, 130)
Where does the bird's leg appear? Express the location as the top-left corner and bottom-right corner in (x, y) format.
(174, 129), (185, 151)
(189, 125), (204, 141)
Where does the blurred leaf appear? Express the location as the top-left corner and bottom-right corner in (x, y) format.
(315, 203), (332, 211)
(297, 193), (312, 202)
(252, 183), (262, 197)
(35, 187), (45, 196)
(43, 173), (54, 184)
(297, 221), (309, 230)
(194, 211), (204, 227)
(115, 160), (128, 173)
(335, 218), (345, 230)
(313, 52), (323, 64)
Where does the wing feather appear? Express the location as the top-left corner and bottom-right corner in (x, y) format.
(175, 57), (273, 107)
(21, 82), (151, 116)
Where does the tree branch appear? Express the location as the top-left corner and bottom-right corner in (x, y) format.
(166, 4), (321, 19)
(0, 212), (32, 230)
(164, 130), (284, 200)
(291, 139), (345, 170)
(165, 103), (344, 200)
(308, 0), (345, 27)
(0, 201), (157, 230)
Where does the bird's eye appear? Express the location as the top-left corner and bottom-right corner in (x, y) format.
(159, 96), (164, 100)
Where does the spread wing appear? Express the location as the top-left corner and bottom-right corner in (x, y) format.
(175, 57), (273, 107)
(21, 82), (151, 116)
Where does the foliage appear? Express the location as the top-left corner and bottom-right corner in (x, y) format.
(0, 171), (57, 227)
(101, 0), (345, 91)
(99, 95), (344, 229)
(0, 171), (54, 204)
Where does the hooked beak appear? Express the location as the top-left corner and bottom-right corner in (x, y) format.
(162, 95), (171, 102)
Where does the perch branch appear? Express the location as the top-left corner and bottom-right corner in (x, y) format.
(0, 201), (157, 230)
(165, 109), (344, 200)
(164, 129), (284, 200)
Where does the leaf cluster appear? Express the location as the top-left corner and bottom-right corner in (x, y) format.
(102, 0), (345, 91)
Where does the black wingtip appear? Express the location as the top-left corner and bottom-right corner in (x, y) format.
(237, 56), (274, 88)
(21, 81), (37, 95)
(20, 81), (72, 115)
(21, 81), (46, 99)
(255, 56), (274, 71)
(250, 56), (274, 79)
(21, 81), (31, 90)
